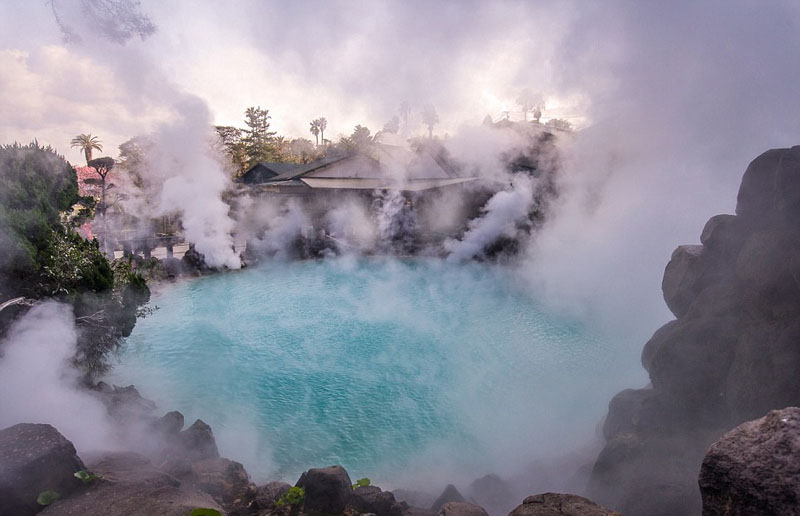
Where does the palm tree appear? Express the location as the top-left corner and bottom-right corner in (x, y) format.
(421, 104), (439, 140)
(70, 133), (103, 165)
(318, 117), (327, 146)
(399, 101), (410, 133)
(309, 120), (320, 146)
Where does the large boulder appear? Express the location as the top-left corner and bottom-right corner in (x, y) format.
(295, 465), (353, 515)
(736, 146), (800, 227)
(507, 493), (621, 516)
(0, 423), (86, 516)
(662, 245), (707, 318)
(177, 419), (220, 461)
(253, 481), (291, 512)
(351, 485), (406, 516)
(185, 457), (256, 511)
(38, 452), (224, 516)
(699, 407), (800, 515)
(437, 501), (488, 516)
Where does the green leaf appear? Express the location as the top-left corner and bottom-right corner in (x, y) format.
(74, 470), (102, 483)
(353, 477), (371, 488)
(37, 490), (61, 506)
(189, 509), (222, 516)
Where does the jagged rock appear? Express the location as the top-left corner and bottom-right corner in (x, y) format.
(351, 485), (405, 516)
(467, 474), (514, 516)
(431, 484), (465, 511)
(438, 501), (488, 516)
(93, 384), (157, 421)
(699, 407), (800, 516)
(39, 452), (224, 516)
(254, 481), (291, 511)
(178, 419), (220, 461)
(663, 245), (706, 318)
(153, 411), (185, 436)
(186, 457), (255, 511)
(295, 465), (353, 515)
(508, 493), (621, 516)
(0, 423), (86, 516)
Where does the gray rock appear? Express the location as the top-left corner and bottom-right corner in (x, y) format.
(295, 465), (353, 515)
(736, 146), (800, 227)
(186, 457), (255, 511)
(699, 407), (800, 516)
(0, 423), (86, 516)
(602, 388), (654, 440)
(38, 452), (224, 516)
(154, 410), (185, 436)
(438, 501), (488, 516)
(431, 484), (465, 511)
(178, 419), (220, 461)
(254, 481), (291, 511)
(508, 493), (621, 516)
(662, 245), (706, 318)
(351, 485), (405, 516)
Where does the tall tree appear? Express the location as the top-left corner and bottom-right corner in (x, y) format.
(241, 106), (278, 168)
(421, 104), (439, 140)
(309, 119), (320, 146)
(399, 101), (410, 133)
(318, 117), (328, 146)
(70, 133), (103, 165)
(87, 156), (116, 257)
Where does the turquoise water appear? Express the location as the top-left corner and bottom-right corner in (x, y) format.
(110, 257), (633, 484)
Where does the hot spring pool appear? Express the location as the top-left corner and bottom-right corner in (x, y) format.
(109, 257), (642, 484)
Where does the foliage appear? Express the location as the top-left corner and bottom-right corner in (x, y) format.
(50, 0), (156, 44)
(189, 509), (222, 516)
(382, 116), (400, 134)
(117, 135), (151, 188)
(70, 133), (103, 165)
(352, 478), (371, 489)
(421, 104), (439, 138)
(0, 142), (150, 377)
(275, 486), (305, 507)
(36, 490), (60, 506)
(339, 125), (376, 153)
(74, 470), (102, 483)
(0, 142), (83, 293)
(545, 118), (573, 131)
(242, 106), (279, 168)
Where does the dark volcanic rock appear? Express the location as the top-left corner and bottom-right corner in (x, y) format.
(154, 410), (185, 436)
(591, 146), (800, 516)
(437, 501), (488, 516)
(699, 407), (800, 516)
(351, 485), (405, 516)
(662, 245), (706, 318)
(38, 452), (224, 516)
(431, 484), (465, 511)
(178, 419), (220, 461)
(296, 465), (353, 515)
(0, 423), (86, 516)
(736, 146), (800, 227)
(508, 493), (621, 516)
(254, 481), (291, 511)
(186, 457), (255, 511)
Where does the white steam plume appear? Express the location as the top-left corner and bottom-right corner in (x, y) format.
(0, 302), (117, 453)
(446, 175), (534, 262)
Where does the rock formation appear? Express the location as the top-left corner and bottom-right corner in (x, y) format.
(589, 146), (800, 515)
(699, 407), (800, 515)
(507, 493), (621, 516)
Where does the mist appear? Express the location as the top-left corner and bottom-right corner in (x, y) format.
(0, 302), (117, 453)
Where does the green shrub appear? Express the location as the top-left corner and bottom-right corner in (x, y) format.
(275, 486), (305, 507)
